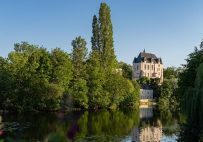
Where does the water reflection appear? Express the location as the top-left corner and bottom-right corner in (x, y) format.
(132, 106), (163, 142)
(0, 108), (180, 142)
(139, 106), (153, 119)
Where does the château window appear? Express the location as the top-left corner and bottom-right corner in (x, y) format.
(148, 65), (149, 70)
(144, 64), (146, 70)
(152, 65), (153, 70)
(137, 65), (139, 70)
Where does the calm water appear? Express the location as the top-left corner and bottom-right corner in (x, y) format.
(0, 107), (181, 142)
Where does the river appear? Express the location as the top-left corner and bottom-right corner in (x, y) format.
(0, 107), (182, 142)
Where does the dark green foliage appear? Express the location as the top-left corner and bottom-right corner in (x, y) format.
(87, 15), (108, 109)
(87, 51), (108, 109)
(182, 63), (203, 128)
(91, 15), (101, 53)
(86, 3), (140, 110)
(50, 48), (72, 87)
(99, 3), (117, 72)
(0, 42), (73, 111)
(104, 75), (139, 109)
(118, 62), (132, 79)
(0, 3), (140, 112)
(156, 66), (179, 112)
(137, 77), (150, 85)
(178, 43), (203, 98)
(178, 40), (203, 136)
(70, 37), (88, 109)
(0, 110), (139, 141)
(164, 67), (181, 79)
(158, 79), (179, 112)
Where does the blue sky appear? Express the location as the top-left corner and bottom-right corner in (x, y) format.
(0, 0), (203, 67)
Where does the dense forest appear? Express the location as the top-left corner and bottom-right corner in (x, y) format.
(0, 3), (140, 112)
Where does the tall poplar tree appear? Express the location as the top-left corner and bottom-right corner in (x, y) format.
(99, 3), (117, 72)
(91, 15), (100, 53)
(87, 15), (110, 108)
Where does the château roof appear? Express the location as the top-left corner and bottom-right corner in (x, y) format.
(133, 50), (163, 64)
(138, 52), (157, 59)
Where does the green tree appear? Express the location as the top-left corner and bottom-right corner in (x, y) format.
(158, 79), (179, 112)
(87, 15), (110, 109)
(118, 62), (132, 80)
(0, 42), (72, 111)
(99, 3), (117, 72)
(104, 74), (139, 109)
(70, 37), (88, 109)
(164, 67), (180, 79)
(91, 15), (101, 53)
(137, 77), (150, 85)
(120, 80), (140, 109)
(50, 48), (72, 88)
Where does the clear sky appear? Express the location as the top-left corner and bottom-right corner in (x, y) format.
(0, 0), (203, 67)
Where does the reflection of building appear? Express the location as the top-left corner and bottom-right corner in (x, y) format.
(132, 124), (162, 142)
(139, 107), (153, 119)
(132, 50), (163, 83)
(131, 107), (162, 142)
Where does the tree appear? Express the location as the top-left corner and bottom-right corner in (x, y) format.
(99, 3), (117, 72)
(91, 15), (101, 53)
(164, 67), (179, 79)
(70, 37), (88, 109)
(50, 48), (72, 88)
(104, 74), (139, 109)
(194, 63), (203, 128)
(0, 42), (73, 111)
(118, 62), (132, 80)
(87, 15), (109, 109)
(120, 80), (140, 108)
(137, 77), (150, 85)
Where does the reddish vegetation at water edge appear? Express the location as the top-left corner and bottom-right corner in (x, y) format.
(0, 130), (3, 136)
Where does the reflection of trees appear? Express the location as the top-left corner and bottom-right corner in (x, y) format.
(1, 110), (140, 141)
(177, 124), (200, 142)
(74, 110), (140, 141)
(158, 108), (180, 136)
(1, 113), (69, 141)
(177, 113), (203, 142)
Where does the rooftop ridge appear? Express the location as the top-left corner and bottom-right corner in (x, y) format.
(133, 51), (162, 64)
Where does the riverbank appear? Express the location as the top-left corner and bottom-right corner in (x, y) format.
(0, 107), (82, 114)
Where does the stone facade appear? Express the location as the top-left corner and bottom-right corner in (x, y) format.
(140, 89), (153, 99)
(132, 50), (163, 83)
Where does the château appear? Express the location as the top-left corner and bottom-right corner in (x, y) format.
(132, 50), (163, 83)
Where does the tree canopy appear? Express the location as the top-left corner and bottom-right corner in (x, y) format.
(0, 3), (140, 112)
